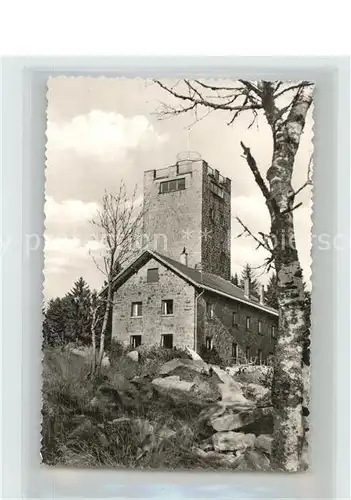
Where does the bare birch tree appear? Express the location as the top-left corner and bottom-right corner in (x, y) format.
(91, 181), (143, 373)
(154, 79), (314, 471)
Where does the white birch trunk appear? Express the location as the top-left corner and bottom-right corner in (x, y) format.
(267, 87), (313, 471)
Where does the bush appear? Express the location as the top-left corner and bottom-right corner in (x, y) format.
(198, 345), (224, 366)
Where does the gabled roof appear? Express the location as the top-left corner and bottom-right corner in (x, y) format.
(111, 249), (278, 317)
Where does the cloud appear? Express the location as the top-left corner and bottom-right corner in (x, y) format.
(45, 196), (99, 225)
(46, 111), (168, 161)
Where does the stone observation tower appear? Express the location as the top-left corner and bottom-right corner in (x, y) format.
(143, 151), (231, 280)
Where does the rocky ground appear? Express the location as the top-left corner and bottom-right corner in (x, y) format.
(41, 345), (273, 470)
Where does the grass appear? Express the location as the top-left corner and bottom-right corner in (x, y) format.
(41, 345), (227, 470)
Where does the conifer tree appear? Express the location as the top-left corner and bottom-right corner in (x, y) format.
(231, 272), (239, 286)
(66, 277), (92, 344)
(265, 273), (279, 310)
(43, 297), (73, 346)
(240, 263), (260, 298)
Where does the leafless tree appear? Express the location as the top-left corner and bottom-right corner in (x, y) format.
(91, 181), (143, 373)
(155, 79), (314, 471)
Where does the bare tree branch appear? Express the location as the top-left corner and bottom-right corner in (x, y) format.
(274, 81), (314, 100)
(240, 141), (279, 217)
(236, 216), (272, 252)
(154, 80), (262, 118)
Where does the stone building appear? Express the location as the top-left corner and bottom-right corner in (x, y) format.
(111, 154), (278, 364)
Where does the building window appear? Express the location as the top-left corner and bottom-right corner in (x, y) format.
(210, 181), (224, 199)
(130, 335), (142, 348)
(161, 334), (173, 349)
(210, 207), (215, 221)
(207, 302), (215, 319)
(147, 268), (159, 283)
(161, 299), (174, 315)
(258, 320), (262, 334)
(219, 211), (224, 225)
(232, 343), (238, 363)
(205, 336), (213, 350)
(159, 177), (186, 194)
(246, 316), (251, 331)
(131, 302), (142, 317)
(271, 325), (276, 339)
(232, 312), (238, 326)
(177, 162), (192, 175)
(246, 346), (251, 363)
(257, 349), (263, 365)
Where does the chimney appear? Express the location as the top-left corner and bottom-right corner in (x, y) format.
(260, 285), (265, 304)
(180, 247), (188, 266)
(244, 278), (250, 297)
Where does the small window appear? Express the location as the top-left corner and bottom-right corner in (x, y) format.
(232, 343), (238, 363)
(210, 181), (224, 199)
(258, 320), (262, 334)
(161, 334), (173, 349)
(245, 346), (251, 363)
(130, 335), (142, 348)
(257, 349), (263, 365)
(210, 207), (215, 221)
(207, 302), (215, 319)
(205, 336), (213, 350)
(271, 325), (276, 339)
(161, 299), (173, 315)
(147, 268), (159, 283)
(246, 316), (251, 331)
(131, 302), (142, 317)
(232, 312), (238, 326)
(177, 177), (186, 190)
(219, 211), (224, 225)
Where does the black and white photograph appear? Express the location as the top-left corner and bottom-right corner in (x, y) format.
(41, 77), (314, 472)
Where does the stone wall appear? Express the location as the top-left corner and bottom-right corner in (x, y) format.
(197, 291), (278, 365)
(112, 258), (196, 349)
(201, 162), (231, 280)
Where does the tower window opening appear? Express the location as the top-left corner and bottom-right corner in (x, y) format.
(159, 178), (186, 194)
(210, 182), (224, 199)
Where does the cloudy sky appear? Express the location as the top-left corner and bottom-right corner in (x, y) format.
(44, 77), (313, 299)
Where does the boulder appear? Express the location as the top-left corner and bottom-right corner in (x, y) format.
(191, 376), (220, 402)
(101, 355), (110, 368)
(194, 448), (245, 468)
(211, 406), (273, 433)
(90, 384), (123, 409)
(70, 346), (110, 367)
(244, 383), (270, 402)
(212, 431), (256, 452)
(111, 417), (131, 425)
(228, 365), (272, 385)
(185, 346), (204, 361)
(255, 434), (272, 455)
(67, 419), (95, 441)
(108, 373), (139, 398)
(158, 426), (176, 441)
(198, 403), (227, 425)
(198, 437), (214, 451)
(211, 365), (237, 385)
(159, 358), (210, 377)
(126, 350), (139, 362)
(245, 449), (271, 471)
(217, 382), (255, 408)
(152, 375), (195, 393)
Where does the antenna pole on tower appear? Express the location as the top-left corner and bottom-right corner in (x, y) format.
(187, 127), (191, 160)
